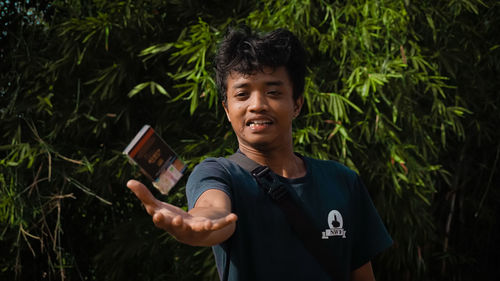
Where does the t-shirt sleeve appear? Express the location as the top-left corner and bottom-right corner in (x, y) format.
(186, 158), (233, 210)
(350, 175), (393, 270)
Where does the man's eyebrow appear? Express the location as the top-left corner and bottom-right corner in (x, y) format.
(232, 82), (249, 89)
(266, 81), (284, 86)
(232, 80), (284, 88)
(231, 80), (284, 89)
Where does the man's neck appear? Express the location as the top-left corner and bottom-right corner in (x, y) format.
(238, 144), (306, 179)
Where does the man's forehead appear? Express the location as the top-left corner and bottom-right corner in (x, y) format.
(227, 66), (289, 85)
(229, 66), (277, 77)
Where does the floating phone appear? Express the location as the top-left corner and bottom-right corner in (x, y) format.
(123, 125), (186, 194)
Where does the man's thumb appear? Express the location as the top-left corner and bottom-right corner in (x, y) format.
(126, 179), (158, 207)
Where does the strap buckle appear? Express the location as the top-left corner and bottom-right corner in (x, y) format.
(251, 166), (288, 202)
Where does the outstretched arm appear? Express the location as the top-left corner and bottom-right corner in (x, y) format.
(127, 179), (237, 246)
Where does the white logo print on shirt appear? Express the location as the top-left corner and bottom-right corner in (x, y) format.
(322, 210), (347, 239)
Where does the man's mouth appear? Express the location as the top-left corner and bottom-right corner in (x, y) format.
(247, 119), (273, 129)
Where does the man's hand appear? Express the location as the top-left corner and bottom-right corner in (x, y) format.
(127, 179), (237, 246)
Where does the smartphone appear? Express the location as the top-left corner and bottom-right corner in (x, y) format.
(123, 125), (186, 194)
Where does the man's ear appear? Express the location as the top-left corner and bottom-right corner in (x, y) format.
(223, 101), (231, 122)
(294, 96), (304, 117)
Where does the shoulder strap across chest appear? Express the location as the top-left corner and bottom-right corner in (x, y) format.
(227, 151), (339, 280)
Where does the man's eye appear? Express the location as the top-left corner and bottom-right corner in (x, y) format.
(267, 91), (280, 96)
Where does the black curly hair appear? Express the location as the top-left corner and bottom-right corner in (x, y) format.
(214, 27), (306, 104)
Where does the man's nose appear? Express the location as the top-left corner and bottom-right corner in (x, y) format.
(248, 92), (268, 112)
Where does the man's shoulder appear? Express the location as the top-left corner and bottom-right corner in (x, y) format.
(191, 155), (246, 177)
(186, 156), (240, 209)
(303, 155), (358, 177)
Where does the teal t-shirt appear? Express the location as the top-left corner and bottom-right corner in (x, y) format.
(186, 155), (392, 281)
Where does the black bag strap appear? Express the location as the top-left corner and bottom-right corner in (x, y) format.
(226, 151), (338, 280)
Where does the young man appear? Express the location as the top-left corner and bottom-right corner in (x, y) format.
(127, 28), (392, 281)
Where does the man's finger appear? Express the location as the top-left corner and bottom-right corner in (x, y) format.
(171, 215), (183, 227)
(127, 179), (159, 207)
(153, 212), (174, 230)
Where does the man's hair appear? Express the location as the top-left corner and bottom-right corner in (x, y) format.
(214, 27), (306, 104)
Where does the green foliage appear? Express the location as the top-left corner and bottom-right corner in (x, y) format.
(1, 0), (499, 280)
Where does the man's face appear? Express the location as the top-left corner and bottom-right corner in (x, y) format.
(223, 66), (303, 151)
